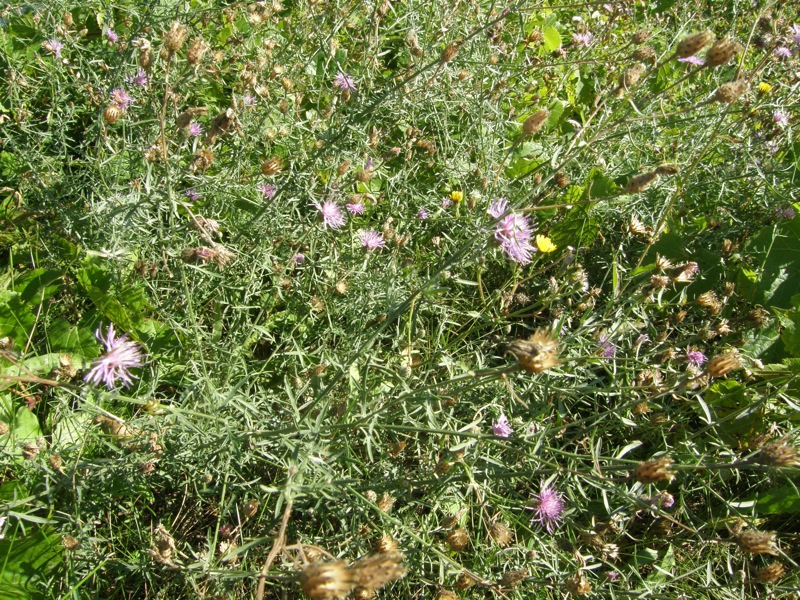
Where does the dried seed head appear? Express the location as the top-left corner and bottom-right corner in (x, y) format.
(187, 36), (209, 65)
(737, 530), (778, 555)
(192, 149), (214, 172)
(436, 591), (459, 600)
(244, 499), (259, 518)
(633, 45), (656, 62)
(625, 171), (658, 194)
(654, 164), (680, 176)
(498, 569), (527, 588)
(299, 561), (356, 600)
(148, 524), (176, 565)
(336, 160), (351, 176)
(675, 31), (713, 58)
(164, 21), (188, 53)
(755, 561), (785, 583)
(375, 533), (398, 554)
(632, 29), (652, 45)
(136, 38), (153, 70)
(376, 492), (395, 513)
(334, 280), (349, 296)
(446, 528), (470, 552)
(634, 456), (675, 484)
(262, 156), (284, 175)
(705, 37), (742, 67)
(441, 40), (463, 63)
(706, 352), (741, 378)
(616, 64), (645, 96)
(508, 329), (561, 374)
(455, 572), (477, 590)
(103, 104), (123, 124)
(714, 80), (747, 104)
(388, 439), (407, 456)
(672, 261), (698, 283)
(696, 290), (722, 314)
(49, 453), (63, 471)
(352, 586), (374, 600)
(351, 552), (406, 592)
(565, 571), (592, 596)
(527, 30), (544, 45)
(753, 441), (800, 467)
(746, 307), (770, 329)
(489, 521), (514, 547)
(522, 108), (550, 136)
(554, 171), (570, 188)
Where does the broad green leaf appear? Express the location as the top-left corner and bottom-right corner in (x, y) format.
(543, 26), (561, 51)
(0, 525), (63, 599)
(754, 485), (800, 514)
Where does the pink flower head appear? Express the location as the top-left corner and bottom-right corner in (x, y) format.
(572, 32), (594, 47)
(188, 121), (203, 136)
(104, 28), (119, 42)
(598, 335), (616, 358)
(129, 68), (150, 86)
(686, 349), (707, 367)
(774, 46), (793, 59)
(44, 38), (63, 57)
(417, 208), (429, 220)
(791, 23), (800, 47)
(346, 202), (366, 215)
(333, 71), (357, 92)
(84, 324), (146, 389)
(494, 212), (534, 264)
(259, 183), (277, 200)
(359, 229), (385, 250)
(678, 55), (705, 66)
(184, 189), (200, 201)
(487, 198), (508, 219)
(441, 197), (452, 209)
(109, 88), (133, 110)
(291, 253), (306, 265)
(491, 414), (513, 438)
(773, 110), (789, 126)
(315, 200), (346, 229)
(528, 485), (565, 533)
(243, 94), (257, 107)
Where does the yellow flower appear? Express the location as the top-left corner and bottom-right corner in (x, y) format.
(536, 235), (557, 253)
(450, 190), (463, 202)
(758, 82), (772, 94)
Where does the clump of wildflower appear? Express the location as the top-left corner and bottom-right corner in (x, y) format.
(315, 200), (346, 229)
(535, 235), (557, 253)
(528, 484), (565, 533)
(346, 202), (366, 215)
(259, 183), (277, 200)
(84, 324), (146, 389)
(359, 230), (386, 250)
(634, 456), (675, 484)
(333, 71), (357, 92)
(494, 210), (535, 264)
(491, 414), (513, 438)
(43, 39), (64, 57)
(572, 32), (594, 47)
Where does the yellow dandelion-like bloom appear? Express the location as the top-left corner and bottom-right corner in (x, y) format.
(536, 235), (557, 253)
(450, 190), (463, 202)
(758, 82), (772, 94)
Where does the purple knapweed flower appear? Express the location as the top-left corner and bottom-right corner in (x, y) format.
(109, 88), (133, 110)
(129, 68), (150, 86)
(641, 490), (675, 509)
(259, 183), (277, 200)
(775, 206), (796, 220)
(774, 46), (792, 59)
(791, 24), (800, 47)
(315, 200), (346, 229)
(104, 28), (119, 43)
(333, 71), (357, 92)
(607, 572), (619, 582)
(495, 212), (534, 264)
(678, 55), (705, 66)
(184, 189), (200, 201)
(572, 32), (594, 47)
(773, 110), (789, 126)
(44, 38), (63, 57)
(417, 208), (429, 220)
(441, 197), (452, 209)
(243, 94), (257, 107)
(291, 253), (306, 265)
(487, 197), (508, 219)
(528, 485), (565, 534)
(491, 414), (514, 438)
(188, 121), (204, 136)
(359, 229), (386, 250)
(84, 324), (146, 389)
(346, 202), (366, 215)
(686, 349), (707, 368)
(597, 335), (616, 358)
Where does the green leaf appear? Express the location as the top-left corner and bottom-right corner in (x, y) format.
(0, 525), (63, 599)
(754, 485), (800, 515)
(543, 26), (561, 52)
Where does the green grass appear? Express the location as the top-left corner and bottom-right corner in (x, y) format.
(1, 0), (799, 598)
